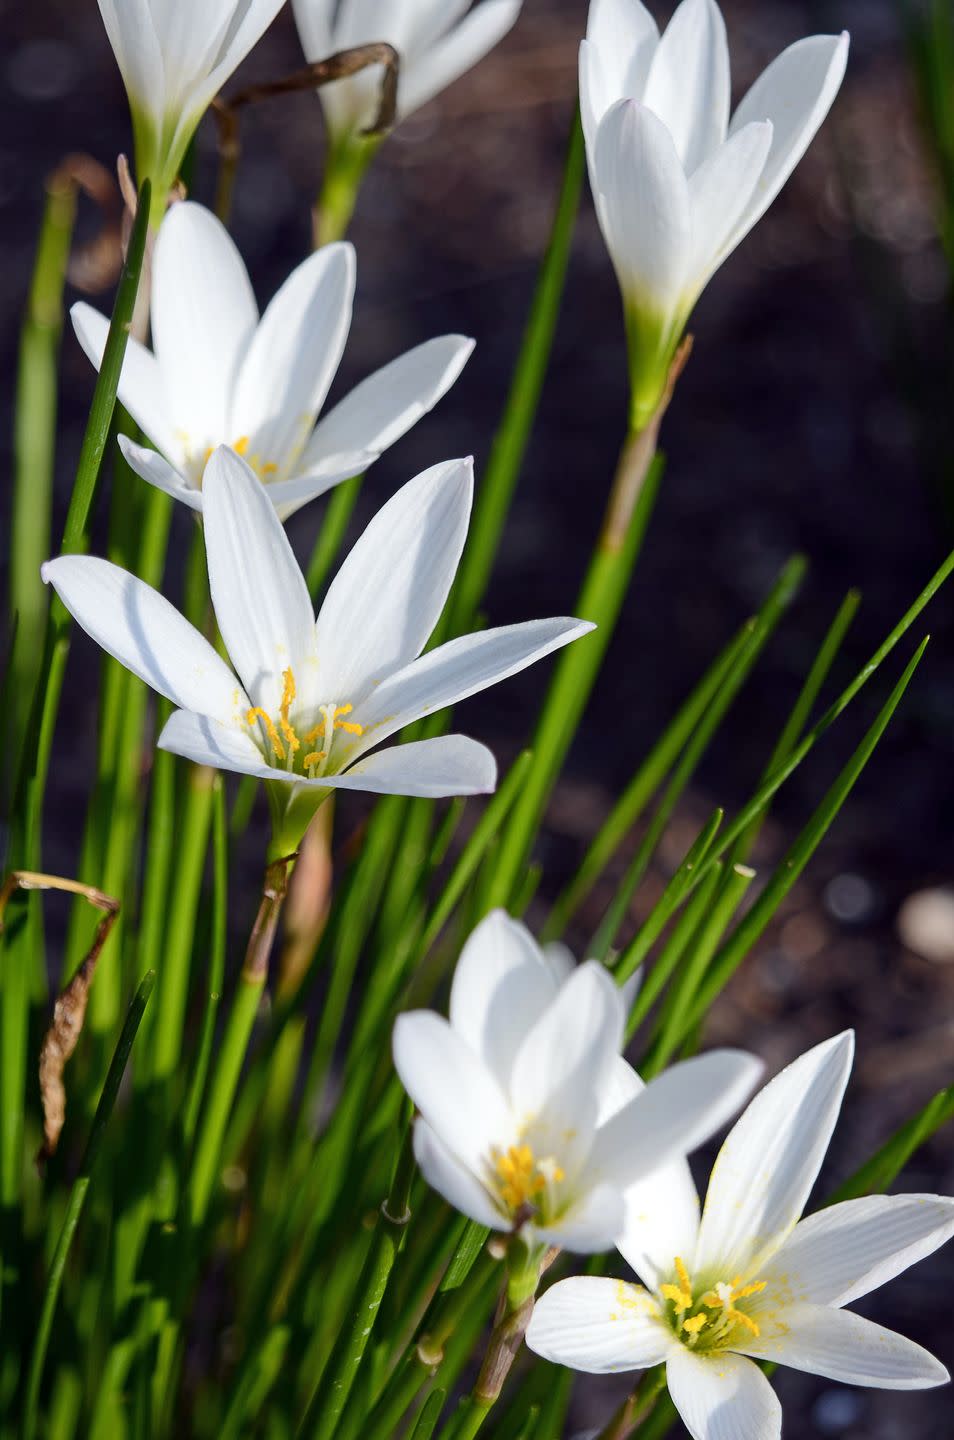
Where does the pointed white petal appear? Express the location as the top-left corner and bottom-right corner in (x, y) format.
(158, 709), (279, 780)
(413, 1118), (506, 1229)
(533, 1183), (627, 1254)
(687, 121), (773, 286)
(760, 1194), (954, 1309)
(97, 0), (164, 126)
(510, 961), (623, 1128)
(586, 0), (659, 108)
(118, 436), (202, 511)
(593, 100), (692, 313)
(196, 0), (288, 114)
(328, 734), (496, 797)
(694, 1032), (854, 1280)
(314, 459), (472, 704)
(449, 910), (560, 1089)
(594, 1059), (702, 1290)
(151, 203), (258, 457)
(232, 243), (355, 474)
(302, 335), (474, 469)
(71, 303), (179, 463)
(291, 0), (334, 59)
(42, 557), (244, 724)
(542, 941), (576, 987)
(740, 1303), (949, 1390)
(527, 1277), (673, 1374)
(351, 618), (596, 757)
(398, 0), (522, 119)
(643, 0), (730, 173)
(202, 446), (319, 716)
(728, 33), (849, 235)
(666, 1349), (782, 1440)
(393, 1011), (516, 1176)
(589, 1049), (762, 1191)
(263, 451), (378, 523)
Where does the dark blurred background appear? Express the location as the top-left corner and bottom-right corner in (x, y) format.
(2, 1), (954, 1434)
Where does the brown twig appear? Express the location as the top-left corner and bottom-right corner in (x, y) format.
(212, 43), (400, 222)
(0, 871), (120, 1164)
(243, 854), (296, 983)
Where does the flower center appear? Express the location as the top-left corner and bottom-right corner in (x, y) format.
(660, 1256), (766, 1352)
(490, 1143), (565, 1217)
(246, 668), (363, 778)
(200, 435), (278, 482)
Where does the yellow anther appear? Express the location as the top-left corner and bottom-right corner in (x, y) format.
(278, 668), (300, 753)
(262, 462), (278, 475)
(303, 724), (324, 744)
(700, 1291), (722, 1309)
(233, 436), (251, 456)
(246, 707), (285, 762)
(303, 751), (326, 769)
(493, 1144), (551, 1211)
(728, 1309), (761, 1338)
(733, 1281), (767, 1302)
(334, 704), (354, 717)
(336, 720), (364, 735)
(674, 1258), (692, 1295)
(682, 1314), (707, 1337)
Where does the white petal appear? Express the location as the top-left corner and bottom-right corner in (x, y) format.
(158, 709), (280, 780)
(263, 451), (378, 523)
(593, 100), (692, 313)
(510, 961), (623, 1129)
(351, 618), (596, 757)
(643, 0), (730, 173)
(687, 121), (773, 286)
(526, 1276), (673, 1374)
(694, 1032), (854, 1280)
(291, 0), (334, 59)
(760, 1194), (954, 1309)
(118, 436), (202, 511)
(413, 1118), (506, 1230)
(449, 910), (560, 1089)
(666, 1349), (782, 1440)
(195, 0), (288, 114)
(585, 0), (659, 109)
(398, 0), (523, 119)
(42, 557), (244, 725)
(589, 1049), (762, 1191)
(329, 734), (496, 797)
(302, 335), (474, 470)
(740, 1303), (949, 1390)
(97, 0), (164, 126)
(202, 446), (319, 717)
(533, 1183), (627, 1254)
(232, 243), (356, 475)
(393, 1011), (516, 1177)
(314, 458), (472, 704)
(71, 303), (179, 463)
(542, 941), (576, 987)
(151, 203), (258, 459)
(728, 33), (850, 236)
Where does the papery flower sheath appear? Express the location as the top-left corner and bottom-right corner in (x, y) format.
(97, 0), (287, 222)
(392, 910), (761, 1253)
(581, 0), (849, 425)
(293, 0), (523, 142)
(528, 1031), (954, 1438)
(43, 449), (593, 849)
(71, 202), (473, 521)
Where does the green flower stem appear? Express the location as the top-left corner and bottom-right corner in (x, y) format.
(313, 134), (379, 247)
(7, 169), (76, 793)
(408, 1390), (447, 1440)
(181, 778), (228, 1148)
(150, 763), (216, 1085)
(595, 1365), (667, 1440)
(487, 429), (667, 911)
(20, 970), (155, 1440)
(445, 110), (585, 636)
(307, 475), (364, 599)
(187, 851), (294, 1229)
(297, 1124), (416, 1440)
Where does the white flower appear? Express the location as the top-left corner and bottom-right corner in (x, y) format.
(581, 0), (849, 425)
(392, 910), (761, 1254)
(43, 449), (594, 847)
(71, 202), (473, 521)
(97, 0), (287, 219)
(293, 0), (523, 142)
(527, 1032), (954, 1438)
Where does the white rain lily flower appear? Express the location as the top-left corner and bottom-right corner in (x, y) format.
(43, 449), (593, 852)
(581, 0), (849, 426)
(393, 910), (761, 1254)
(528, 1031), (954, 1439)
(97, 0), (287, 223)
(71, 202), (473, 521)
(294, 0), (523, 143)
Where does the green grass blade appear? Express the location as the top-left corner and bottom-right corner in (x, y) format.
(829, 1084), (954, 1205)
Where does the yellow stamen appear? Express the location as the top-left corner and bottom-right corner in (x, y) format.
(492, 1144), (562, 1212)
(682, 1314), (707, 1336)
(279, 668), (300, 753)
(661, 1283), (692, 1307)
(233, 436), (251, 456)
(303, 751), (326, 769)
(674, 1258), (692, 1295)
(727, 1309), (761, 1338)
(246, 707), (285, 762)
(733, 1280), (767, 1301)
